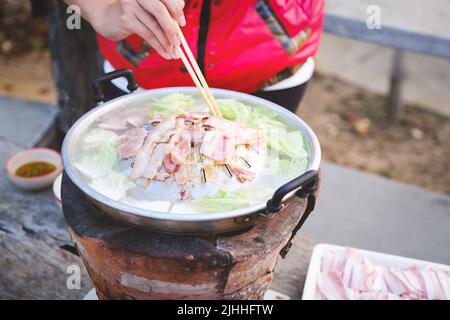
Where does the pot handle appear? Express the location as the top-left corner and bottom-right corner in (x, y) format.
(92, 69), (139, 103)
(266, 169), (318, 213)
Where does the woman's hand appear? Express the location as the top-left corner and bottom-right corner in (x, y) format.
(66, 0), (186, 60)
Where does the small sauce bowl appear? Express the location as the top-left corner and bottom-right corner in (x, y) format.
(5, 148), (63, 191)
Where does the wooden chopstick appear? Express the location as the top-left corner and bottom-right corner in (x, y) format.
(176, 46), (217, 116)
(176, 26), (222, 118)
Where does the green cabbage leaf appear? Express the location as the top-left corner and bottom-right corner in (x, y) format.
(191, 187), (272, 212)
(148, 93), (196, 118)
(89, 171), (135, 201)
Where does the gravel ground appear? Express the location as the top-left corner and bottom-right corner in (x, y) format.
(299, 74), (449, 194)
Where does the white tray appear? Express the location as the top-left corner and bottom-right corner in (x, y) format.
(302, 243), (450, 300)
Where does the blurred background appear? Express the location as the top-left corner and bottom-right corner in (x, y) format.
(0, 0), (449, 299)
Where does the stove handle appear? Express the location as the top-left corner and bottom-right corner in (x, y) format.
(92, 69), (139, 103)
(266, 169), (318, 213)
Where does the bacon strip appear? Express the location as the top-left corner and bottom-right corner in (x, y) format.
(128, 112), (260, 185)
(117, 128), (148, 159)
(315, 249), (450, 300)
(143, 143), (165, 180)
(228, 164), (255, 183)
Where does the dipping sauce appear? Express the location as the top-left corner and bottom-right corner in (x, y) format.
(15, 161), (56, 178)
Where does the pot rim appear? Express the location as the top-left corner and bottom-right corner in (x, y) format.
(62, 87), (321, 222)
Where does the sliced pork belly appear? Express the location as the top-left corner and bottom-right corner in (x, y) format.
(316, 249), (450, 300)
(200, 131), (237, 163)
(174, 164), (187, 186)
(119, 127), (148, 139)
(130, 138), (156, 180)
(183, 111), (209, 122)
(117, 128), (148, 159)
(204, 117), (237, 131)
(383, 269), (409, 295)
(228, 164), (255, 183)
(366, 265), (389, 293)
(166, 128), (191, 165)
(419, 266), (447, 300)
(129, 112), (263, 185)
(317, 271), (347, 300)
(188, 126), (205, 144)
(435, 269), (450, 299)
(130, 116), (176, 180)
(389, 267), (425, 296)
(234, 128), (265, 147)
(143, 143), (166, 180)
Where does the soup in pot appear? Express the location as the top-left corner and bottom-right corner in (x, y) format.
(73, 93), (309, 213)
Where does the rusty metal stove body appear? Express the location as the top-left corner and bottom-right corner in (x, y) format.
(62, 171), (319, 300)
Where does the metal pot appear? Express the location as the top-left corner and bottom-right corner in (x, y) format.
(61, 69), (321, 234)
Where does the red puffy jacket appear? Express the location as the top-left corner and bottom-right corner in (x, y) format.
(97, 0), (324, 92)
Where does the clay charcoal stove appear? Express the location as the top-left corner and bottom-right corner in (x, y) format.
(62, 172), (319, 299)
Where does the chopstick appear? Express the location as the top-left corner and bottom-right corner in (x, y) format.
(176, 46), (218, 116)
(176, 26), (222, 118)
